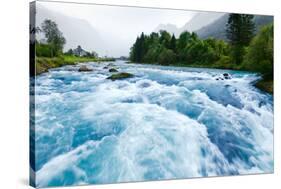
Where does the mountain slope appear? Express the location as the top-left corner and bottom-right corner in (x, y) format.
(154, 12), (224, 36)
(180, 12), (224, 32)
(36, 4), (107, 55)
(196, 14), (274, 40)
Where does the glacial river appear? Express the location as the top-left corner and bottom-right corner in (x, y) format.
(32, 60), (273, 187)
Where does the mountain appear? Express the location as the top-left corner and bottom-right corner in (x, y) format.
(180, 12), (224, 33)
(36, 4), (107, 56)
(196, 14), (274, 40)
(196, 14), (229, 40)
(154, 12), (224, 37)
(154, 24), (180, 36)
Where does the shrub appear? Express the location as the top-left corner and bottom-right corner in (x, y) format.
(36, 43), (53, 57)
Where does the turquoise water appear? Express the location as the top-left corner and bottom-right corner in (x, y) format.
(33, 61), (273, 187)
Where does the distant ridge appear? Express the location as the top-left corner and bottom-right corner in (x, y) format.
(36, 4), (107, 55)
(154, 12), (273, 41)
(196, 14), (274, 40)
(154, 12), (224, 37)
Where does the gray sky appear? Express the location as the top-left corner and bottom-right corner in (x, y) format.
(37, 1), (196, 57)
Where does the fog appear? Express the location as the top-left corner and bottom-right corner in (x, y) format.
(36, 1), (222, 57)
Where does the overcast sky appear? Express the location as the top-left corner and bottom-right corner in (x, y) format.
(37, 1), (196, 57)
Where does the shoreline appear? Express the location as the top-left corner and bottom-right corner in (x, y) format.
(35, 56), (115, 75)
(35, 59), (273, 95)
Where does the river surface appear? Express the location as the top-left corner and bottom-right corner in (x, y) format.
(32, 60), (273, 187)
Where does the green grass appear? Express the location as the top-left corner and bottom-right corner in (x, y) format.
(35, 55), (114, 75)
(63, 55), (99, 64)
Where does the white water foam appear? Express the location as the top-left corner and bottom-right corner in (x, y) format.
(34, 61), (273, 187)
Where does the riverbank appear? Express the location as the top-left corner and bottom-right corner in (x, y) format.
(35, 55), (115, 75)
(254, 79), (273, 94)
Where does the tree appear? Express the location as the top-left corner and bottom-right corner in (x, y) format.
(169, 34), (176, 52)
(159, 30), (171, 48)
(177, 31), (191, 51)
(158, 48), (176, 65)
(41, 19), (66, 57)
(226, 14), (255, 64)
(66, 48), (73, 55)
(130, 32), (147, 62)
(184, 40), (217, 64)
(77, 45), (83, 56)
(243, 24), (273, 79)
(91, 51), (98, 58)
(129, 30), (229, 67)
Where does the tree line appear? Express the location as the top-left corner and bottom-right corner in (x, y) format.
(130, 13), (273, 80)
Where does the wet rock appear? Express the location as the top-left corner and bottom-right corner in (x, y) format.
(216, 77), (224, 81)
(223, 73), (232, 80)
(103, 66), (108, 69)
(109, 68), (118, 72)
(107, 72), (134, 80)
(78, 65), (93, 72)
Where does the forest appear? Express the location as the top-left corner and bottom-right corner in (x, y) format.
(130, 14), (273, 93)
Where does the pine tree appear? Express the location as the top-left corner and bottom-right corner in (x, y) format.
(170, 34), (176, 52)
(226, 14), (255, 64)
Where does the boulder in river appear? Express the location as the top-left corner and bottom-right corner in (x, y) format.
(103, 66), (108, 69)
(109, 68), (118, 72)
(78, 65), (93, 72)
(223, 73), (232, 80)
(107, 72), (134, 80)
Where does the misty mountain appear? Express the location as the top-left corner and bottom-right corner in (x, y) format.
(36, 5), (107, 56)
(195, 14), (229, 40)
(180, 12), (224, 33)
(196, 14), (274, 40)
(154, 12), (224, 36)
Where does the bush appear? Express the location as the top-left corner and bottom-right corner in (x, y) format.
(36, 43), (53, 57)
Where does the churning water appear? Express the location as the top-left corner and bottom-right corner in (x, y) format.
(32, 61), (273, 187)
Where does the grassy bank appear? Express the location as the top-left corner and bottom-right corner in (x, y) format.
(35, 55), (114, 75)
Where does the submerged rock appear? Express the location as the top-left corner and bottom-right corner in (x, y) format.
(103, 66), (108, 69)
(78, 65), (93, 72)
(107, 72), (134, 80)
(109, 68), (118, 72)
(139, 82), (151, 88)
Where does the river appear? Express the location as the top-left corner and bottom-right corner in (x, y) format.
(33, 60), (273, 187)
